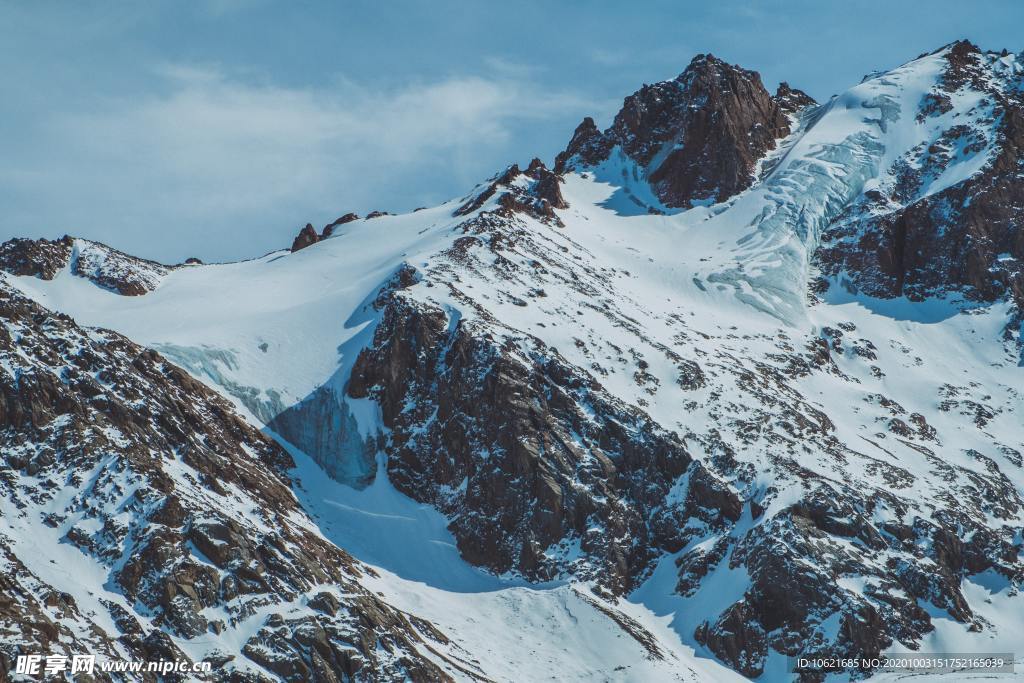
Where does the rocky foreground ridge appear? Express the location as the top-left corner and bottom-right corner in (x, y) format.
(0, 280), (465, 681)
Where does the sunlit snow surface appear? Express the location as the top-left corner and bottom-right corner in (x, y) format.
(8, 45), (1024, 681)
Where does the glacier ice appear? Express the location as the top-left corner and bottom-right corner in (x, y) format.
(706, 127), (885, 324)
(701, 61), (944, 325)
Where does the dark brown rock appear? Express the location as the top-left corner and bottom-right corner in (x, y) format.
(0, 235), (169, 296)
(774, 81), (817, 115)
(532, 167), (568, 210)
(290, 223), (320, 252)
(695, 602), (767, 678)
(455, 162), (568, 225)
(347, 291), (698, 592)
(554, 117), (605, 173)
(0, 235), (73, 279)
(555, 54), (812, 208)
(454, 164), (520, 216)
(321, 212), (359, 237)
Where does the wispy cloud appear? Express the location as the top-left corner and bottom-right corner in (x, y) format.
(4, 63), (597, 262)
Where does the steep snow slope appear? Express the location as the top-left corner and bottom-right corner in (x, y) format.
(6, 42), (1024, 681)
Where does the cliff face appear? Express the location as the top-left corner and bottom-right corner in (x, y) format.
(347, 284), (739, 592)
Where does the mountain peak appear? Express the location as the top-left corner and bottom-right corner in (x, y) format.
(676, 51), (753, 83)
(945, 37), (982, 55)
(553, 117), (604, 173)
(554, 53), (810, 209)
(290, 222), (319, 252)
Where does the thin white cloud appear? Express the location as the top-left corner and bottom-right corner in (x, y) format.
(5, 63), (599, 262)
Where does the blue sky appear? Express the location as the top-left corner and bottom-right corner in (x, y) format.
(2, 1), (1021, 263)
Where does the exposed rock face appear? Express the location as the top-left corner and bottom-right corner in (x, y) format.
(322, 212), (360, 237)
(555, 54), (814, 208)
(455, 161), (568, 226)
(290, 223), (320, 252)
(347, 218), (739, 592)
(73, 241), (171, 296)
(694, 602), (765, 678)
(0, 236), (171, 295)
(0, 281), (452, 681)
(344, 152), (1024, 676)
(817, 41), (1024, 305)
(773, 81), (816, 116)
(524, 158), (569, 209)
(0, 235), (73, 279)
(553, 117), (604, 173)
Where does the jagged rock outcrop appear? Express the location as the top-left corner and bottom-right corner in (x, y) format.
(554, 53), (814, 208)
(524, 157), (568, 209)
(322, 212), (360, 237)
(553, 117), (604, 174)
(346, 218), (739, 592)
(290, 223), (320, 252)
(455, 160), (568, 226)
(773, 81), (816, 116)
(0, 235), (74, 279)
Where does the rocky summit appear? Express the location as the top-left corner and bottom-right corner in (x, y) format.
(2, 40), (1024, 682)
(555, 53), (811, 209)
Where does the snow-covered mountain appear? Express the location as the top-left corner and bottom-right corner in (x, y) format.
(3, 40), (1024, 681)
